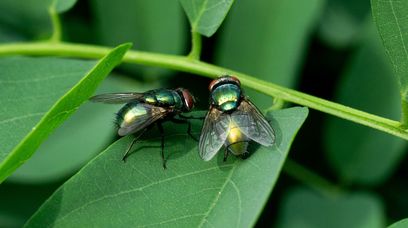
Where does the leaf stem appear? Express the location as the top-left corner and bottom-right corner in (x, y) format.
(0, 42), (407, 140)
(188, 32), (202, 60)
(400, 98), (408, 128)
(265, 98), (286, 112)
(48, 7), (62, 43)
(283, 159), (341, 196)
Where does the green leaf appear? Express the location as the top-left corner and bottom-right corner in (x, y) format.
(389, 219), (408, 228)
(180, 0), (234, 37)
(215, 0), (323, 110)
(372, 0), (408, 110)
(0, 43), (131, 183)
(277, 187), (385, 228)
(324, 25), (406, 185)
(25, 107), (308, 227)
(8, 75), (155, 184)
(91, 0), (186, 78)
(0, 0), (52, 40)
(92, 0), (185, 54)
(319, 0), (370, 47)
(52, 0), (77, 13)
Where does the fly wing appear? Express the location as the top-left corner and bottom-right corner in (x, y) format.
(117, 103), (169, 136)
(198, 107), (231, 161)
(231, 99), (275, 146)
(90, 92), (144, 104)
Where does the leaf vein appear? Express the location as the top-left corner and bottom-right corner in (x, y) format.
(53, 164), (234, 225)
(198, 165), (237, 227)
(141, 213), (206, 227)
(388, 0), (408, 67)
(0, 112), (45, 125)
(229, 179), (242, 227)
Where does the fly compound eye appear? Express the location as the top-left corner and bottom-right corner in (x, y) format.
(209, 75), (241, 92)
(228, 76), (241, 86)
(208, 78), (220, 92)
(181, 89), (194, 111)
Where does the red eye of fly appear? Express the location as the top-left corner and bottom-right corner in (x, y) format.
(208, 76), (241, 92)
(208, 78), (220, 92)
(229, 75), (241, 85)
(181, 89), (194, 111)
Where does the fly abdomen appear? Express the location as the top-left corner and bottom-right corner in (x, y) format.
(225, 121), (249, 156)
(116, 101), (149, 129)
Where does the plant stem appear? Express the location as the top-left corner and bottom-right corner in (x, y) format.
(48, 7), (62, 42)
(0, 42), (407, 140)
(188, 32), (202, 60)
(283, 159), (341, 196)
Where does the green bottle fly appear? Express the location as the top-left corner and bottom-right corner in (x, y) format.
(90, 88), (195, 168)
(199, 76), (275, 161)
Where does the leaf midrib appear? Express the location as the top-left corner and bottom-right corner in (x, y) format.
(198, 165), (237, 228)
(389, 0), (408, 73)
(192, 0), (210, 31)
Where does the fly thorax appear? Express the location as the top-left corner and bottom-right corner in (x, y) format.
(172, 92), (184, 110)
(143, 93), (156, 105)
(154, 89), (177, 107)
(225, 120), (249, 155)
(211, 84), (241, 112)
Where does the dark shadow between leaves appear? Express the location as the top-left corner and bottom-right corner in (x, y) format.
(25, 187), (63, 227)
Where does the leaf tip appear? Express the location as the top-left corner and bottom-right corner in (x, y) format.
(114, 42), (133, 53)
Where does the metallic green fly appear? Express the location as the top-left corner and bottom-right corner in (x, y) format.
(199, 76), (275, 161)
(90, 88), (196, 168)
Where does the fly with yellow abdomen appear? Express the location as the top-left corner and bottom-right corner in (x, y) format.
(90, 88), (197, 168)
(199, 76), (275, 161)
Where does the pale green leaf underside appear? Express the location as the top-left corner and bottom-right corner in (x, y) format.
(372, 0), (408, 96)
(277, 187), (385, 228)
(180, 0), (234, 37)
(25, 107), (308, 228)
(92, 0), (186, 78)
(53, 0), (78, 13)
(389, 218), (408, 228)
(319, 0), (369, 47)
(0, 43), (131, 183)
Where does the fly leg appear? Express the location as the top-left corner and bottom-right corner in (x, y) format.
(223, 147), (230, 162)
(122, 128), (148, 162)
(157, 122), (167, 169)
(170, 118), (198, 142)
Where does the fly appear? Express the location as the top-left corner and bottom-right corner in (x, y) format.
(199, 76), (275, 161)
(90, 88), (196, 168)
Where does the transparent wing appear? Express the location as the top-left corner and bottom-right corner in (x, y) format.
(90, 92), (144, 104)
(118, 103), (169, 136)
(231, 99), (275, 146)
(199, 107), (231, 161)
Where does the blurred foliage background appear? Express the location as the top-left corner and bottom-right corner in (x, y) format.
(0, 0), (407, 227)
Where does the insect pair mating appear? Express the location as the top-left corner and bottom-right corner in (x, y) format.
(90, 75), (275, 168)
